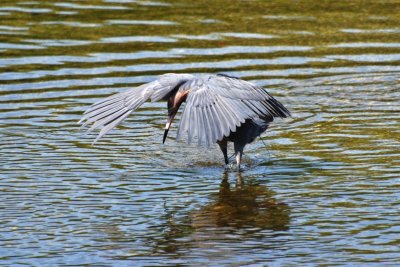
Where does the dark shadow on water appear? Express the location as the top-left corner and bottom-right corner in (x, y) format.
(146, 171), (291, 256)
(98, 171), (291, 260)
(190, 171), (290, 230)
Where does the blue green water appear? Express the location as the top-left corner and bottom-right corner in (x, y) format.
(1, 0), (399, 266)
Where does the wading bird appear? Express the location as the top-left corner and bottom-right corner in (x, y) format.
(79, 73), (290, 170)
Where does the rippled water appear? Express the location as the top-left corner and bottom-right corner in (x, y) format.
(1, 0), (400, 266)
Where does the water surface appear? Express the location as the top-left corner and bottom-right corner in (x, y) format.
(1, 0), (400, 266)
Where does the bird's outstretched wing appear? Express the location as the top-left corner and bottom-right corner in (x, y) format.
(176, 74), (290, 146)
(79, 73), (194, 143)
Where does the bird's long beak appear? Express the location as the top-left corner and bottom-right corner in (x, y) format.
(163, 115), (175, 144)
(162, 122), (171, 144)
(163, 91), (188, 144)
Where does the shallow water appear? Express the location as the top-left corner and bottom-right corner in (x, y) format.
(1, 0), (400, 266)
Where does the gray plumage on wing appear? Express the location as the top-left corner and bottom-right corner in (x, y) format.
(79, 73), (194, 143)
(79, 73), (290, 145)
(79, 73), (290, 169)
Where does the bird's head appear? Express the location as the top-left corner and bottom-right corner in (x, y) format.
(163, 90), (188, 144)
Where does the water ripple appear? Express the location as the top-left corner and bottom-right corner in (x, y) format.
(1, 0), (400, 266)
(54, 2), (129, 10)
(107, 19), (179, 25)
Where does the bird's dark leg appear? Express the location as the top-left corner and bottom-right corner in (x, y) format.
(236, 171), (244, 187)
(234, 142), (244, 171)
(217, 140), (229, 168)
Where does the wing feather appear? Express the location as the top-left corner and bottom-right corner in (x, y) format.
(176, 74), (290, 146)
(212, 99), (229, 138)
(205, 105), (217, 144)
(79, 73), (194, 142)
(205, 102), (216, 142)
(86, 105), (127, 129)
(81, 102), (126, 128)
(94, 110), (133, 143)
(187, 103), (195, 144)
(176, 102), (189, 140)
(213, 97), (235, 137)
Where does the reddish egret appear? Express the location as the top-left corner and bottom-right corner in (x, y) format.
(79, 73), (290, 169)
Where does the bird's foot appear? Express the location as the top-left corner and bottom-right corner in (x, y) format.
(225, 163), (234, 170)
(224, 163), (244, 171)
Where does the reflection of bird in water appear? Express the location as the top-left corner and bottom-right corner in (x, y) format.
(149, 172), (290, 255)
(191, 172), (290, 230)
(79, 73), (290, 169)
